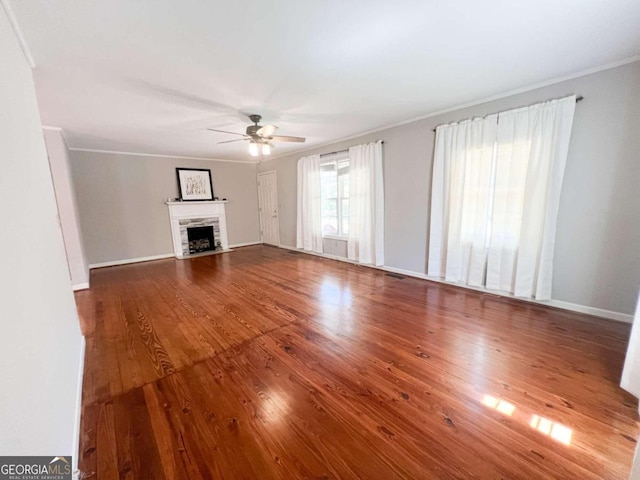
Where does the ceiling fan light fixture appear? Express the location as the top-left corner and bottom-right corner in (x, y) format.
(248, 141), (259, 157)
(209, 114), (306, 155)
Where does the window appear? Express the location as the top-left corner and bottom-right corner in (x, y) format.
(320, 155), (349, 237)
(428, 95), (576, 300)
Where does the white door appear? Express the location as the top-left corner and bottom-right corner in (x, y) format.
(257, 171), (280, 246)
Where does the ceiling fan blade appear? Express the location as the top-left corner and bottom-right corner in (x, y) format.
(257, 124), (278, 137)
(217, 138), (248, 144)
(270, 135), (306, 143)
(207, 128), (248, 137)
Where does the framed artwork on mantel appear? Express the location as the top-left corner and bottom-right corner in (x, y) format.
(176, 168), (214, 201)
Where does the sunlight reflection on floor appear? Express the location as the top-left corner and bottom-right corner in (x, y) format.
(481, 394), (573, 446)
(318, 277), (355, 334)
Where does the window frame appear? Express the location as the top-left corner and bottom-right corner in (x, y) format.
(320, 153), (349, 239)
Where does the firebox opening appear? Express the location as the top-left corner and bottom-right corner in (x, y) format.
(187, 226), (216, 254)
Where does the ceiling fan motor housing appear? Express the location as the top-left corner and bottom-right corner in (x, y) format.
(246, 114), (263, 137)
(246, 125), (261, 136)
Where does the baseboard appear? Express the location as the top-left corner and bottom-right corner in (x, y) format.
(229, 241), (262, 248)
(88, 245), (263, 269)
(72, 282), (90, 291)
(89, 253), (174, 269)
(72, 336), (85, 479)
(543, 299), (633, 323)
(381, 265), (633, 323)
(276, 244), (633, 324)
(278, 244), (359, 264)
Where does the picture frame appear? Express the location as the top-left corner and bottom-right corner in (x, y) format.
(176, 168), (214, 201)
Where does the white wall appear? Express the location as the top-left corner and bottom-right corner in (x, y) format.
(0, 3), (84, 462)
(43, 128), (89, 289)
(69, 151), (261, 265)
(258, 61), (640, 317)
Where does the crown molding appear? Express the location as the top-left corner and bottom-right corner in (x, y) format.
(68, 147), (256, 164)
(264, 55), (640, 162)
(1, 0), (35, 68)
(41, 125), (72, 150)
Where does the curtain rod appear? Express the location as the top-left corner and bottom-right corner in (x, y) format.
(430, 95), (583, 133)
(320, 149), (348, 158)
(320, 141), (384, 158)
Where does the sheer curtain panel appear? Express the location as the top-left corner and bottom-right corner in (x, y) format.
(428, 95), (575, 300)
(427, 115), (498, 284)
(348, 141), (384, 266)
(486, 96), (575, 299)
(296, 154), (323, 253)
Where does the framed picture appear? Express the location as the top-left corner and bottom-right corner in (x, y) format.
(176, 168), (214, 201)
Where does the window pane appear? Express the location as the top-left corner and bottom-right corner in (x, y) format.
(322, 198), (337, 217)
(320, 159), (349, 237)
(341, 215), (349, 235)
(339, 173), (349, 197)
(321, 169), (337, 198)
(341, 199), (349, 217)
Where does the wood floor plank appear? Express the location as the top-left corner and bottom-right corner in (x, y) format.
(76, 245), (638, 479)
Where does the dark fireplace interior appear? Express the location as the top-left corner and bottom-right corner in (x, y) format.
(187, 226), (216, 254)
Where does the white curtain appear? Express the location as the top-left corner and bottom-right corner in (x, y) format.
(428, 95), (576, 300)
(348, 141), (384, 266)
(486, 96), (575, 299)
(296, 154), (323, 253)
(427, 115), (498, 285)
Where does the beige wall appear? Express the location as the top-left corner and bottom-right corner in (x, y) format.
(258, 61), (640, 316)
(70, 151), (260, 265)
(0, 6), (84, 460)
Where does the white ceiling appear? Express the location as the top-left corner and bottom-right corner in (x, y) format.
(10, 0), (640, 162)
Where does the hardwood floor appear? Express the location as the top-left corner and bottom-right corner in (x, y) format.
(75, 245), (638, 479)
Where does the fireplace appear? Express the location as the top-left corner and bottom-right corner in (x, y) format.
(166, 201), (229, 259)
(175, 216), (223, 257)
(187, 226), (216, 254)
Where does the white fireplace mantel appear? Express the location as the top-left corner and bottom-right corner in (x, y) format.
(166, 201), (230, 258)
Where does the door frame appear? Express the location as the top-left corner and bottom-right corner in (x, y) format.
(257, 170), (280, 246)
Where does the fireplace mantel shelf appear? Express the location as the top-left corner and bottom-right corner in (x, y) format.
(166, 200), (228, 205)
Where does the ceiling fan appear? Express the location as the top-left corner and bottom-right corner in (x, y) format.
(207, 114), (306, 157)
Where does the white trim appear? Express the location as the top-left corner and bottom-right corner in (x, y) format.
(381, 266), (633, 324)
(42, 126), (72, 149)
(257, 170), (277, 176)
(0, 0), (36, 68)
(72, 336), (85, 479)
(264, 55), (640, 162)
(543, 299), (633, 324)
(72, 282), (90, 291)
(89, 253), (174, 269)
(166, 200), (227, 205)
(88, 244), (263, 269)
(229, 241), (262, 248)
(68, 148), (255, 164)
(278, 244), (358, 264)
(276, 244), (633, 324)
(323, 234), (348, 242)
